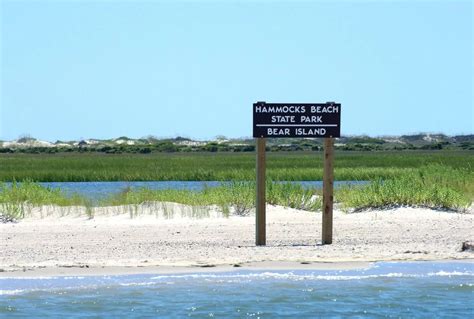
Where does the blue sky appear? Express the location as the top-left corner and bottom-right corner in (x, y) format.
(1, 0), (472, 141)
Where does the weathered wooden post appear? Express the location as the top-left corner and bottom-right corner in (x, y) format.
(256, 137), (266, 246)
(322, 137), (334, 244)
(253, 101), (340, 247)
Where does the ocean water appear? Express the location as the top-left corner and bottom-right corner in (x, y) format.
(1, 262), (472, 318)
(20, 181), (367, 201)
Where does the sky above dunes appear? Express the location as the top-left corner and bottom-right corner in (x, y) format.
(1, 0), (472, 141)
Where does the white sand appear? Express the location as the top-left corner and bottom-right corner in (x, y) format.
(1, 204), (473, 276)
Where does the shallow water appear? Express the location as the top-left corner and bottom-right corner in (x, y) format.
(1, 262), (472, 318)
(28, 181), (367, 201)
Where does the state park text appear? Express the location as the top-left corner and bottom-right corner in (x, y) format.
(253, 102), (341, 138)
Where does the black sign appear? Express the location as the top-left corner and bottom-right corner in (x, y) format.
(253, 102), (341, 138)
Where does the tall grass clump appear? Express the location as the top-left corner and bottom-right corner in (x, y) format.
(267, 181), (321, 211)
(0, 181), (88, 220)
(337, 165), (473, 212)
(100, 181), (321, 216)
(208, 181), (255, 216)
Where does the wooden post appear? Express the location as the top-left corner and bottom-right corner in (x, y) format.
(256, 137), (266, 246)
(322, 137), (334, 244)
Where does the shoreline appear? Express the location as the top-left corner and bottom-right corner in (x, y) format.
(0, 261), (372, 277)
(1, 259), (473, 278)
(2, 205), (473, 278)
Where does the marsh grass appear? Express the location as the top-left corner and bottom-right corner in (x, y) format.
(0, 181), (322, 220)
(0, 181), (87, 207)
(1, 151), (472, 182)
(267, 181), (320, 211)
(337, 165), (473, 212)
(0, 163), (472, 221)
(0, 181), (90, 220)
(99, 181), (322, 216)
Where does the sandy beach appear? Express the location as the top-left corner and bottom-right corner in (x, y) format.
(1, 204), (473, 276)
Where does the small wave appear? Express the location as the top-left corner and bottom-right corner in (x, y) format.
(0, 276), (60, 280)
(149, 270), (474, 281)
(427, 271), (473, 277)
(0, 289), (27, 296)
(119, 281), (158, 287)
(0, 284), (104, 296)
(2, 263), (472, 296)
(0, 276), (87, 281)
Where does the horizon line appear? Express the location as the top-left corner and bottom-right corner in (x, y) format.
(1, 132), (473, 143)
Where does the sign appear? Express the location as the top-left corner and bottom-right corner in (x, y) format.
(253, 102), (341, 138)
(253, 100), (340, 246)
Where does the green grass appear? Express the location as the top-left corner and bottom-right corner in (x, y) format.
(1, 163), (472, 221)
(101, 181), (321, 216)
(0, 181), (320, 220)
(337, 165), (473, 211)
(1, 151), (472, 220)
(0, 150), (472, 182)
(0, 181), (89, 220)
(0, 181), (87, 206)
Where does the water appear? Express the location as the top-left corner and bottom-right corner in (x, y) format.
(28, 181), (367, 201)
(1, 262), (472, 318)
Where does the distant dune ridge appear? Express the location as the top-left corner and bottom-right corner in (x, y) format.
(1, 133), (473, 152)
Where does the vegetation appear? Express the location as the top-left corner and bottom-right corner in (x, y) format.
(0, 150), (472, 182)
(0, 181), (89, 220)
(0, 181), (87, 206)
(102, 181), (320, 216)
(1, 134), (473, 154)
(1, 161), (472, 221)
(0, 181), (320, 220)
(0, 150), (472, 221)
(337, 165), (473, 212)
